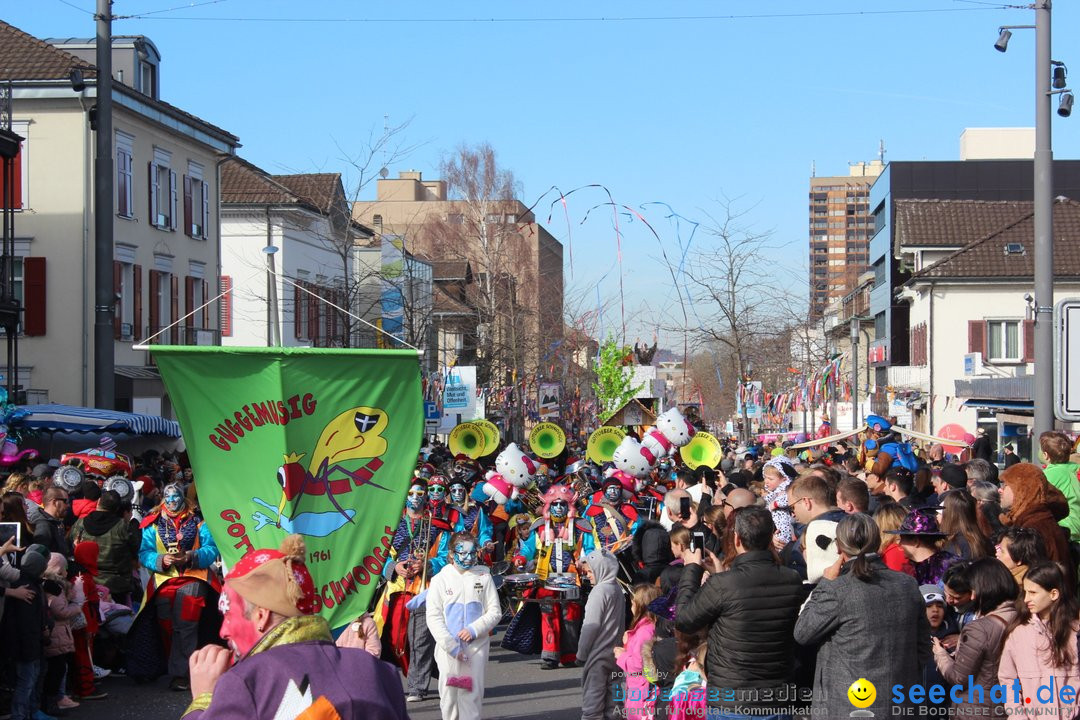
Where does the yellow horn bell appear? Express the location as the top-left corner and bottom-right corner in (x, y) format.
(681, 431), (723, 470)
(529, 422), (566, 459)
(449, 422), (486, 460)
(586, 427), (626, 464)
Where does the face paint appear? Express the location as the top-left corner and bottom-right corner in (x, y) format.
(219, 586), (260, 660)
(164, 491), (185, 513)
(452, 541), (478, 569)
(406, 484), (427, 510)
(428, 484), (446, 502)
(604, 486), (623, 504)
(549, 500), (569, 519)
(449, 485), (467, 504)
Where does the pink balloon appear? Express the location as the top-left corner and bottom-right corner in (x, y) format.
(938, 423), (970, 454)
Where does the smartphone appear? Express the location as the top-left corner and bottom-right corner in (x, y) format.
(680, 497), (691, 521)
(0, 522), (20, 566)
(691, 531), (706, 553)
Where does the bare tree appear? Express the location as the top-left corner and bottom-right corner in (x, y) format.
(682, 200), (798, 442)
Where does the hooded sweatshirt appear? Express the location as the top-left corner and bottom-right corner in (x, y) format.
(578, 549), (626, 668)
(999, 464), (1072, 568)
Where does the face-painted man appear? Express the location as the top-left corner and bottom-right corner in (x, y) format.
(428, 476), (448, 505)
(549, 499), (569, 520)
(448, 479), (469, 507)
(405, 482), (427, 512)
(602, 481), (624, 506)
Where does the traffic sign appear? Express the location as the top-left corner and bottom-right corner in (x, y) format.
(424, 418), (440, 434)
(1055, 299), (1080, 421)
(424, 401), (440, 420)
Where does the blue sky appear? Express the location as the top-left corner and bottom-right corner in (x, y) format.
(8, 0), (1080, 349)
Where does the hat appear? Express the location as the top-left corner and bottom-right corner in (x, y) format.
(19, 544), (49, 580)
(647, 585), (678, 622)
(226, 535), (315, 618)
(940, 464), (967, 489)
(885, 508), (947, 537)
(920, 584), (945, 605)
(31, 463), (51, 479)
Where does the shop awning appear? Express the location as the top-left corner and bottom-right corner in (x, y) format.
(16, 404), (182, 437)
(960, 399), (1034, 412)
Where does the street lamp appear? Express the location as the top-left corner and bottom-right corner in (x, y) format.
(262, 244), (280, 347)
(995, 7), (1072, 439)
(850, 316), (861, 431)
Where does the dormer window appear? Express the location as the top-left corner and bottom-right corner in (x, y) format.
(140, 60), (157, 99)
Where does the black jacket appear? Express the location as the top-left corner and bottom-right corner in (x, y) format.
(675, 550), (807, 712)
(632, 521), (673, 583)
(33, 513), (72, 558)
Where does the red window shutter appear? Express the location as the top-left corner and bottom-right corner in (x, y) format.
(133, 264), (142, 340)
(0, 146), (23, 210)
(219, 276), (232, 337)
(184, 275), (195, 329)
(968, 320), (986, 356)
(113, 261), (122, 339)
(201, 278), (208, 328)
(149, 270), (160, 335)
(183, 175), (193, 237)
(308, 285), (319, 346)
(23, 257), (45, 336)
(1023, 319), (1035, 363)
(201, 181), (210, 240)
(170, 274), (179, 343)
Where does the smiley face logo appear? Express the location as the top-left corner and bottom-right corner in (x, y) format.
(847, 678), (876, 709)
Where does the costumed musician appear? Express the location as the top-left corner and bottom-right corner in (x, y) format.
(516, 484), (595, 670)
(447, 475), (494, 562)
(583, 473), (639, 552)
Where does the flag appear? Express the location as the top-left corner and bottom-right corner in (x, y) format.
(153, 346), (422, 629)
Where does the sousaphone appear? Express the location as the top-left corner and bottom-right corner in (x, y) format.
(681, 431), (723, 470)
(448, 421), (486, 460)
(586, 427), (626, 464)
(529, 422), (566, 459)
(469, 418), (501, 456)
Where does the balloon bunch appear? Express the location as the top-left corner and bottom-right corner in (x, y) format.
(610, 407), (697, 479)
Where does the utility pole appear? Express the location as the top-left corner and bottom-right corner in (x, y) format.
(1033, 0), (1054, 439)
(264, 209), (280, 346)
(93, 0), (115, 408)
(851, 317), (860, 431)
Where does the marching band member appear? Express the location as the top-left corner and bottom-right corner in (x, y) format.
(517, 484), (595, 670)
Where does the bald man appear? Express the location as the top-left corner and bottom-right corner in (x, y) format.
(722, 488), (757, 519)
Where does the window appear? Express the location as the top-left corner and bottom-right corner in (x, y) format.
(149, 258), (177, 343)
(987, 320), (1020, 361)
(184, 162), (210, 239)
(372, 214), (383, 227)
(447, 213), (464, 224)
(149, 148), (176, 230)
(116, 132), (134, 218)
(140, 61), (157, 99)
(0, 121), (29, 210)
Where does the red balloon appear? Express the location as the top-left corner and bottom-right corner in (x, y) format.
(937, 423), (970, 454)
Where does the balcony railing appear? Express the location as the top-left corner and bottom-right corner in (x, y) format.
(887, 365), (929, 390)
(146, 326), (220, 346)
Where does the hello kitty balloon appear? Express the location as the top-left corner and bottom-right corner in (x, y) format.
(643, 408), (697, 459)
(479, 470), (518, 505)
(612, 435), (654, 478)
(495, 442), (537, 488)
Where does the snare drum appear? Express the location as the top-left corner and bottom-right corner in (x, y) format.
(502, 573), (541, 597)
(544, 573), (580, 599)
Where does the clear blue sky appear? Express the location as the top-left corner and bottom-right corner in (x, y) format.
(8, 0), (1080, 350)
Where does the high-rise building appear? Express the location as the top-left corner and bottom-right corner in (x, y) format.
(808, 161), (884, 318)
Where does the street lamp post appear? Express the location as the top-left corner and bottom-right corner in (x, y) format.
(850, 316), (860, 431)
(996, 5), (1073, 439)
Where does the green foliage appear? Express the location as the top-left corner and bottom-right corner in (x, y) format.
(592, 335), (645, 421)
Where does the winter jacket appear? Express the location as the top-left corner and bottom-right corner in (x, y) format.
(633, 521), (674, 583)
(71, 498), (97, 519)
(616, 616), (657, 718)
(881, 541), (915, 576)
(659, 559), (685, 593)
(335, 612), (382, 656)
(1041, 462), (1080, 541)
(33, 512), (72, 558)
(1007, 506), (1071, 569)
(71, 510), (140, 597)
(0, 574), (47, 661)
(44, 579), (84, 657)
(998, 616), (1080, 719)
(0, 555), (20, 625)
(675, 549), (806, 713)
(933, 603), (1016, 717)
(794, 557), (931, 718)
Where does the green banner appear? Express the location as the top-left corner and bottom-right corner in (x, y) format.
(152, 346), (422, 629)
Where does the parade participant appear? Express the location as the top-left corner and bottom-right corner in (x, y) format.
(183, 535), (408, 719)
(426, 532), (502, 720)
(427, 474), (450, 516)
(584, 474), (638, 552)
(447, 476), (492, 550)
(517, 484), (595, 669)
(578, 549), (625, 720)
(504, 513), (534, 566)
(137, 482), (220, 691)
(380, 478), (455, 702)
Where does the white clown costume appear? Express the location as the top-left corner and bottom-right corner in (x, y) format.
(425, 552), (502, 720)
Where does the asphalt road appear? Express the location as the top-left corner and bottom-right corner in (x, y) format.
(70, 631), (583, 720)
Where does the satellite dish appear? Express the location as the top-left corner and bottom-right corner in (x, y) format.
(379, 167), (389, 179)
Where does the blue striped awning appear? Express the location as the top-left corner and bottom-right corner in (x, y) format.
(17, 404), (182, 437)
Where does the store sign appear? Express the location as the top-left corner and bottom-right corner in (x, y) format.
(963, 352), (983, 377)
(1055, 300), (1080, 421)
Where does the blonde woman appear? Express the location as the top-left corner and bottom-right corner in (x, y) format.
(874, 503), (915, 576)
